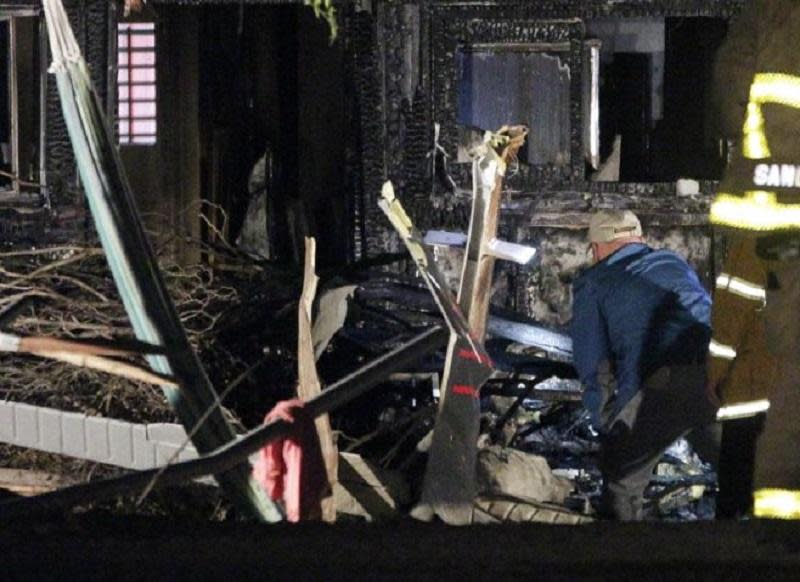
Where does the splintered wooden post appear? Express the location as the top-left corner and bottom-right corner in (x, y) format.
(417, 126), (528, 524)
(296, 237), (338, 522)
(459, 126), (528, 341)
(378, 181), (494, 525)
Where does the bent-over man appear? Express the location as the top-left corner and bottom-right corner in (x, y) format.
(570, 210), (719, 520)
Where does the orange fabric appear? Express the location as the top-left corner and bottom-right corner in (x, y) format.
(252, 399), (329, 522)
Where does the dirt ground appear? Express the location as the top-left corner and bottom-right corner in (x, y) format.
(2, 513), (800, 581)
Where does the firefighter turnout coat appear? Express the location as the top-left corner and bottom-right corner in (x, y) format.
(710, 0), (800, 518)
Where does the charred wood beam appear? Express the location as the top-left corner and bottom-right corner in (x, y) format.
(0, 325), (448, 522)
(486, 317), (573, 362)
(482, 380), (582, 403)
(296, 238), (338, 522)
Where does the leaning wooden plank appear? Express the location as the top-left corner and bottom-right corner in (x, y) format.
(0, 469), (73, 497)
(41, 0), (280, 521)
(12, 333), (160, 358)
(486, 315), (573, 361)
(0, 330), (176, 385)
(29, 351), (177, 387)
(378, 182), (494, 524)
(296, 237), (338, 522)
(417, 127), (527, 524)
(0, 326), (447, 521)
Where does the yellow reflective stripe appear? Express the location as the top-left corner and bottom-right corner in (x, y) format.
(709, 339), (737, 360)
(717, 72), (800, 226)
(710, 191), (800, 230)
(743, 102), (770, 158)
(754, 488), (800, 519)
(717, 399), (770, 421)
(744, 73), (800, 159)
(715, 273), (766, 302)
(750, 73), (800, 109)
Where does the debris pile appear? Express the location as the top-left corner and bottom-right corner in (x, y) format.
(0, 242), (299, 517)
(0, 116), (715, 523)
(0, 238), (716, 522)
(329, 277), (716, 522)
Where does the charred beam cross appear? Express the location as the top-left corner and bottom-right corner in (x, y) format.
(421, 126), (527, 524)
(382, 126), (527, 525)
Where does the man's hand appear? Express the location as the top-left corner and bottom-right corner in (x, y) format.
(589, 413), (605, 435)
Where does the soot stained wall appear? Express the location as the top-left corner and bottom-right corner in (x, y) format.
(357, 0), (743, 326)
(42, 0), (111, 242)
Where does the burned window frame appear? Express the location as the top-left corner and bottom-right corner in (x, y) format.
(430, 15), (585, 189)
(116, 21), (157, 146)
(0, 8), (48, 197)
(455, 42), (573, 167)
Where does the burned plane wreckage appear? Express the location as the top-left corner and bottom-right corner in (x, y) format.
(0, 0), (740, 524)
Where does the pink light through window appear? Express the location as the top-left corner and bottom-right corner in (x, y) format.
(117, 23), (156, 145)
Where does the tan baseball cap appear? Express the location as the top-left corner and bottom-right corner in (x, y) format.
(588, 210), (642, 243)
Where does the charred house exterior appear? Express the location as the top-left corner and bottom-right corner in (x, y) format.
(1, 0), (742, 324)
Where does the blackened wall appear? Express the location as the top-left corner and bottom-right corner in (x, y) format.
(43, 0), (112, 242)
(355, 0), (745, 325)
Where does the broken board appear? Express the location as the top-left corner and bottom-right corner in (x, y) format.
(296, 237), (338, 522)
(379, 181), (494, 524)
(419, 127), (527, 523)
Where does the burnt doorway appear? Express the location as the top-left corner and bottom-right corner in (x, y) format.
(586, 16), (728, 183)
(121, 3), (348, 267)
(197, 5), (348, 267)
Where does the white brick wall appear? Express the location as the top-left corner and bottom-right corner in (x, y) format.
(0, 401), (200, 470)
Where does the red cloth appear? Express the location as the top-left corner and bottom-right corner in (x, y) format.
(252, 398), (328, 522)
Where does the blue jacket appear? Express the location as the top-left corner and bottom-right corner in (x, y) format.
(570, 243), (711, 429)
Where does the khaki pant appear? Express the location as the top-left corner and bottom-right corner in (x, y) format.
(600, 364), (719, 521)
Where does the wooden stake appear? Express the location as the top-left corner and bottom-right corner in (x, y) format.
(296, 237), (338, 522)
(418, 126), (528, 524)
